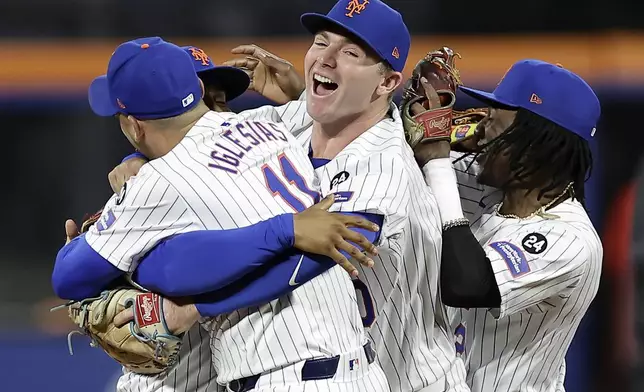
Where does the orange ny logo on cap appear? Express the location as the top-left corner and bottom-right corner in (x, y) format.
(345, 0), (369, 17)
(189, 47), (211, 66)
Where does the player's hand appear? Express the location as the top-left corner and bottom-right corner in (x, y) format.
(223, 45), (305, 105)
(411, 77), (451, 166)
(293, 194), (379, 277)
(64, 219), (80, 245)
(108, 157), (147, 194)
(114, 296), (199, 335)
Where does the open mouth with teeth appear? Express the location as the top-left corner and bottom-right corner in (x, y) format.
(313, 73), (339, 96)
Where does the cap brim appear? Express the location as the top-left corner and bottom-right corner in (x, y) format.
(459, 86), (517, 109)
(198, 66), (250, 101)
(88, 75), (118, 116)
(300, 13), (383, 63)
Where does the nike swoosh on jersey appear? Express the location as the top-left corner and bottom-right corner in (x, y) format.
(289, 255), (305, 286)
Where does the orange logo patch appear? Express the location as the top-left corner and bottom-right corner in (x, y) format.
(345, 0), (369, 17)
(189, 47), (211, 66)
(529, 93), (542, 104)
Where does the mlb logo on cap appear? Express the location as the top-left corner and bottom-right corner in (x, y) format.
(88, 37), (202, 120)
(460, 59), (601, 141)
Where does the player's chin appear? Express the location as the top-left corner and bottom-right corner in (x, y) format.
(477, 168), (502, 188)
(306, 99), (338, 123)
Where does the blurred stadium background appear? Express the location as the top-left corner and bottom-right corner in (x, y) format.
(0, 0), (640, 390)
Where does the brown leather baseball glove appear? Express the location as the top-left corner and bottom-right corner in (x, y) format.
(400, 47), (487, 151)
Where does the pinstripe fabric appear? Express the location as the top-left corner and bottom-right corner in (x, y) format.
(449, 152), (602, 392)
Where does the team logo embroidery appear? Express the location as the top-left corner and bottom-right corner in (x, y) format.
(116, 98), (126, 109)
(330, 171), (350, 189)
(349, 358), (360, 370)
(392, 47), (400, 59)
(521, 232), (548, 254)
(529, 93), (542, 104)
(189, 47), (211, 66)
(345, 0), (369, 17)
(489, 241), (530, 277)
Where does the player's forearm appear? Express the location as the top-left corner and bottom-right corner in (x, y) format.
(421, 158), (501, 307)
(193, 251), (335, 316)
(440, 225), (501, 307)
(193, 213), (383, 317)
(132, 214), (295, 297)
(52, 235), (124, 300)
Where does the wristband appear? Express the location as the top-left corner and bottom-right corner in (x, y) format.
(422, 158), (466, 223)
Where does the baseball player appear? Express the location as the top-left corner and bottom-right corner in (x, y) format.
(57, 45), (251, 392)
(107, 45), (251, 194)
(212, 1), (470, 391)
(52, 37), (388, 391)
(408, 60), (602, 391)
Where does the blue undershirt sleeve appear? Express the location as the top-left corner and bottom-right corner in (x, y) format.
(192, 212), (383, 316)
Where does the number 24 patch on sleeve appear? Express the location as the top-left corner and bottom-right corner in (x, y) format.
(489, 241), (530, 277)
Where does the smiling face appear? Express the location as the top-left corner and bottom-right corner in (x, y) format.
(303, 29), (401, 125)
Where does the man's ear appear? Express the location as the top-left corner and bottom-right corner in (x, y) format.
(377, 71), (403, 97)
(128, 116), (145, 143)
(199, 78), (205, 99)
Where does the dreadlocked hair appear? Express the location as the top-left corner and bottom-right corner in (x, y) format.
(484, 108), (593, 208)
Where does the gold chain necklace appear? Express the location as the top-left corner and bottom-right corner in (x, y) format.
(494, 182), (573, 220)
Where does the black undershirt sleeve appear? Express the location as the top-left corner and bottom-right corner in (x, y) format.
(440, 225), (502, 308)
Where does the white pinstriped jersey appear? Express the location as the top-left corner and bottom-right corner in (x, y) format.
(283, 104), (469, 392)
(449, 151), (602, 392)
(85, 110), (369, 389)
(115, 325), (222, 392)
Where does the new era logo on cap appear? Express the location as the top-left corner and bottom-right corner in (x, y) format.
(460, 59), (601, 141)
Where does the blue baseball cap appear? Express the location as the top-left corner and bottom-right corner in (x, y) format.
(460, 60), (601, 141)
(182, 46), (250, 101)
(300, 0), (410, 72)
(88, 37), (202, 120)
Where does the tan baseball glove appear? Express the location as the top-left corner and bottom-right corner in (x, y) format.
(65, 288), (183, 374)
(59, 210), (182, 374)
(400, 47), (487, 151)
